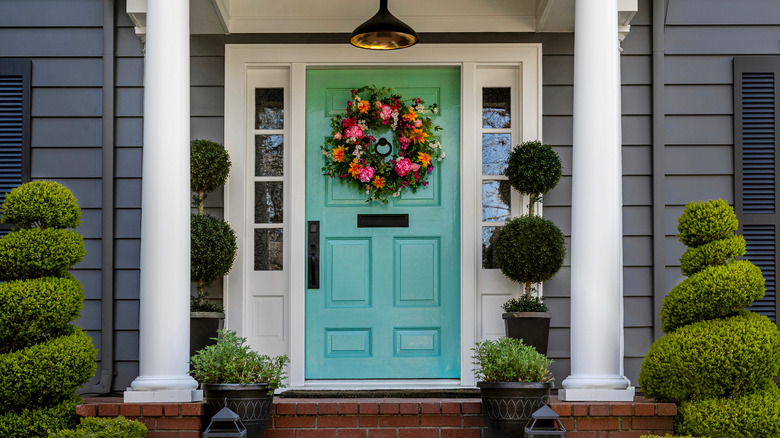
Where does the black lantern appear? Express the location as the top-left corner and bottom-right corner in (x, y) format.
(350, 0), (418, 50)
(203, 400), (247, 438)
(524, 404), (566, 437)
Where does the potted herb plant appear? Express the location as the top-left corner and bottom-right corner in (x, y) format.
(190, 139), (237, 357)
(494, 140), (565, 354)
(190, 329), (289, 438)
(473, 337), (554, 437)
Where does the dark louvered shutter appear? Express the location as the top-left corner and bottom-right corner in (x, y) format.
(735, 57), (779, 323)
(0, 60), (31, 235)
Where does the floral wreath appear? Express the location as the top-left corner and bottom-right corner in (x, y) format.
(321, 86), (444, 203)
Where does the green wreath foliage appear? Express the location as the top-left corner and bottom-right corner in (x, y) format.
(638, 311), (780, 404)
(0, 228), (85, 281)
(677, 199), (738, 247)
(191, 139), (231, 194)
(659, 260), (765, 333)
(494, 215), (566, 284)
(321, 86), (443, 203)
(677, 386), (780, 438)
(0, 276), (84, 353)
(0, 180), (81, 229)
(504, 140), (562, 197)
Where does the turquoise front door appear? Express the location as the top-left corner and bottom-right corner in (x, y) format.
(305, 68), (461, 379)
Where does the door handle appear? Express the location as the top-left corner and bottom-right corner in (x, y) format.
(308, 221), (320, 289)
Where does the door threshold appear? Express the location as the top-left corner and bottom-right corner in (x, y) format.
(280, 379), (478, 398)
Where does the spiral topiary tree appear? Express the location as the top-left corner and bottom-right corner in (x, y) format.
(639, 199), (780, 437)
(0, 181), (98, 437)
(495, 140), (565, 301)
(190, 139), (237, 312)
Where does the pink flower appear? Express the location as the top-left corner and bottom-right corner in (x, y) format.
(395, 157), (413, 176)
(333, 132), (342, 140)
(381, 105), (393, 121)
(399, 136), (411, 149)
(345, 124), (364, 140)
(411, 163), (421, 172)
(415, 119), (422, 127)
(358, 166), (375, 182)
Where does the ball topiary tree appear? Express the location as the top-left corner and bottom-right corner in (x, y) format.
(495, 141), (565, 303)
(638, 199), (780, 437)
(190, 139), (237, 312)
(0, 181), (98, 437)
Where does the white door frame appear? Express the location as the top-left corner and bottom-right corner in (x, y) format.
(224, 44), (542, 387)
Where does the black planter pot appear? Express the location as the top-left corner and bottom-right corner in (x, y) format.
(477, 381), (552, 437)
(203, 383), (273, 438)
(190, 312), (224, 358)
(502, 312), (551, 355)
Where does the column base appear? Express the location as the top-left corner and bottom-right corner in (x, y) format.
(123, 388), (203, 403)
(558, 387), (636, 402)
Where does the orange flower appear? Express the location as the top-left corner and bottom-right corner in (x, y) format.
(403, 108), (417, 121)
(348, 158), (362, 177)
(357, 100), (370, 114)
(372, 176), (386, 188)
(411, 128), (429, 144)
(332, 145), (346, 162)
(417, 152), (431, 168)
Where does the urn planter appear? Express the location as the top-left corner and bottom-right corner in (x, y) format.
(203, 383), (272, 438)
(477, 381), (552, 437)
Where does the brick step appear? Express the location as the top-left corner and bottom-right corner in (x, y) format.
(78, 395), (677, 438)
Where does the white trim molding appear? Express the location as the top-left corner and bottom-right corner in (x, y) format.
(224, 44), (542, 388)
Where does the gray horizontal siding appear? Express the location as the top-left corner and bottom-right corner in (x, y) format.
(668, 0), (780, 26)
(0, 29), (102, 57)
(0, 0), (102, 27)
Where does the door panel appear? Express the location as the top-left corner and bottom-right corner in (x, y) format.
(305, 68), (460, 379)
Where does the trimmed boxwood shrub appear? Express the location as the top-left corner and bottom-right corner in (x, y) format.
(191, 213), (237, 309)
(0, 181), (97, 438)
(677, 386), (780, 438)
(50, 416), (148, 438)
(0, 181), (81, 229)
(191, 139), (231, 212)
(0, 326), (97, 410)
(0, 276), (84, 353)
(0, 395), (80, 437)
(659, 260), (765, 333)
(679, 233), (746, 277)
(494, 215), (566, 286)
(639, 311), (780, 404)
(505, 140), (562, 201)
(676, 199), (738, 247)
(0, 228), (85, 281)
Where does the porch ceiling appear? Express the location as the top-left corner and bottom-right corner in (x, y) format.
(127, 0), (637, 38)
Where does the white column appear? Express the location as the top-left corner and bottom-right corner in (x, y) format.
(560, 0), (635, 402)
(125, 0), (200, 403)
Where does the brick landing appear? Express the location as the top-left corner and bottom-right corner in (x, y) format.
(79, 396), (676, 438)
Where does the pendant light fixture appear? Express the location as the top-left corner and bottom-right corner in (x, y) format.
(350, 0), (418, 50)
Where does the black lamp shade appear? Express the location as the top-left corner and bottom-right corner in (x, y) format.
(350, 0), (418, 50)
